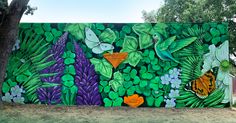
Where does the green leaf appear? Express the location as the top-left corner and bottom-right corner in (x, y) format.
(64, 23), (91, 40)
(109, 71), (124, 92)
(100, 81), (108, 87)
(130, 69), (137, 79)
(138, 34), (153, 49)
(104, 98), (112, 107)
(63, 80), (74, 87)
(118, 86), (126, 96)
(99, 28), (116, 43)
(45, 32), (54, 42)
(140, 80), (148, 88)
(210, 28), (220, 37)
(127, 51), (142, 67)
(64, 58), (75, 65)
(132, 23), (152, 34)
(90, 58), (113, 79)
(16, 75), (28, 83)
(2, 82), (10, 93)
(122, 25), (131, 34)
(42, 23), (51, 32)
(151, 23), (168, 37)
(62, 74), (74, 81)
(70, 85), (78, 94)
(41, 82), (60, 88)
(154, 96), (164, 107)
(51, 28), (62, 37)
(170, 37), (197, 53)
(158, 36), (176, 51)
(127, 86), (135, 96)
(108, 91), (118, 100)
(121, 36), (138, 52)
(123, 81), (133, 89)
(104, 86), (111, 93)
(113, 97), (123, 106)
(146, 96), (155, 106)
(65, 65), (76, 75)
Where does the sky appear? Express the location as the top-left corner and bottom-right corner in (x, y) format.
(14, 0), (164, 23)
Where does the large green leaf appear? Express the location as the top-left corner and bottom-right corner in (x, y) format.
(139, 34), (153, 49)
(99, 28), (117, 44)
(132, 24), (153, 49)
(109, 71), (124, 92)
(64, 23), (91, 40)
(90, 58), (113, 79)
(120, 36), (142, 67)
(132, 23), (152, 34)
(170, 37), (197, 53)
(127, 51), (142, 67)
(121, 36), (138, 52)
(158, 36), (176, 50)
(151, 23), (168, 38)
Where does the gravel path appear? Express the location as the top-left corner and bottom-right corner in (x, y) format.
(1, 103), (236, 123)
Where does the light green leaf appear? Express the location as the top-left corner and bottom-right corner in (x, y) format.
(127, 51), (142, 67)
(90, 58), (113, 79)
(170, 37), (197, 53)
(64, 23), (91, 40)
(99, 28), (116, 43)
(139, 34), (153, 49)
(41, 82), (60, 88)
(109, 71), (124, 92)
(132, 23), (152, 34)
(158, 36), (176, 50)
(120, 36), (138, 52)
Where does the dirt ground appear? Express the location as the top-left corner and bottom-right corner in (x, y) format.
(1, 103), (236, 123)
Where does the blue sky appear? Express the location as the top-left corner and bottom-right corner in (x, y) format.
(17, 0), (163, 23)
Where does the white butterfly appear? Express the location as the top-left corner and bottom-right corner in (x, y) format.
(85, 27), (114, 54)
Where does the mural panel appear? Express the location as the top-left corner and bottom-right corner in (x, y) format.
(1, 23), (231, 108)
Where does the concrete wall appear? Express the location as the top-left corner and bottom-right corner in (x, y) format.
(1, 23), (231, 108)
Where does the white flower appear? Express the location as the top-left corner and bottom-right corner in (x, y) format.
(165, 98), (176, 108)
(161, 74), (171, 85)
(169, 90), (179, 98)
(13, 96), (25, 104)
(201, 41), (230, 103)
(2, 92), (13, 103)
(170, 78), (181, 88)
(11, 85), (24, 97)
(169, 68), (180, 79)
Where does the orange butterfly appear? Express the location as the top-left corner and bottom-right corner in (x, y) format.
(103, 52), (128, 68)
(185, 71), (216, 99)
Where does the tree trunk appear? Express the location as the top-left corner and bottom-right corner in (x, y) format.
(0, 0), (29, 103)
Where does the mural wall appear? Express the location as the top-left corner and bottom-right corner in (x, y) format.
(1, 23), (231, 108)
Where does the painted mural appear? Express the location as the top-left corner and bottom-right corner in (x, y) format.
(1, 23), (231, 108)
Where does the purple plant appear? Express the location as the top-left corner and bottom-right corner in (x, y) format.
(37, 32), (68, 104)
(74, 42), (102, 105)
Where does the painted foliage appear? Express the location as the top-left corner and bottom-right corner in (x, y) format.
(1, 23), (231, 108)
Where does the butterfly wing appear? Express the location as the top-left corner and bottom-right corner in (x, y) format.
(191, 71), (216, 99)
(100, 43), (114, 51)
(85, 27), (100, 49)
(92, 45), (104, 54)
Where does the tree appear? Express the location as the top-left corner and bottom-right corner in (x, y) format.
(0, 0), (31, 102)
(142, 0), (236, 65)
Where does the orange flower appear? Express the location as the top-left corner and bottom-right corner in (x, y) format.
(124, 94), (144, 108)
(103, 52), (128, 68)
